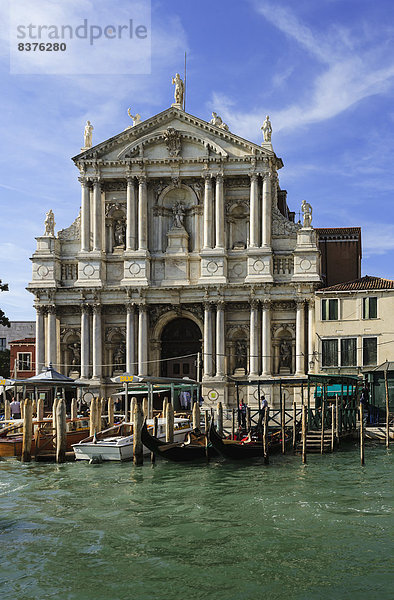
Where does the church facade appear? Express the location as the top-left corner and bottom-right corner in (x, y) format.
(28, 83), (321, 406)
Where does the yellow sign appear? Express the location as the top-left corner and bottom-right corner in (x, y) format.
(0, 379), (6, 385)
(120, 376), (134, 383)
(208, 390), (218, 401)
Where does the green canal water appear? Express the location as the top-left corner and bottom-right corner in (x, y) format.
(0, 446), (392, 600)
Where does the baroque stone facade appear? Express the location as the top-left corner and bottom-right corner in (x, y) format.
(28, 100), (321, 406)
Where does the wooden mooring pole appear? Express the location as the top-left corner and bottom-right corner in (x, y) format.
(217, 401), (223, 436)
(165, 402), (174, 443)
(335, 395), (339, 446)
(162, 397), (168, 418)
(320, 399), (325, 454)
(192, 401), (200, 430)
(384, 370), (390, 449)
(151, 416), (158, 464)
(359, 404), (365, 465)
(4, 397), (10, 421)
(21, 398), (33, 463)
(263, 407), (269, 464)
(71, 397), (77, 421)
(37, 397), (44, 422)
(232, 408), (235, 439)
(133, 399), (144, 466)
(204, 409), (209, 434)
(331, 404), (335, 452)
(142, 397), (148, 419)
(302, 404), (307, 464)
(246, 406), (251, 433)
(281, 395), (286, 454)
(292, 401), (297, 453)
(108, 397), (114, 427)
(56, 398), (67, 464)
(89, 398), (96, 436)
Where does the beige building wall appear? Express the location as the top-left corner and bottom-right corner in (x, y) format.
(314, 287), (394, 375)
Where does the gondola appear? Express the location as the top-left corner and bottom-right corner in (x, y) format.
(208, 421), (292, 460)
(141, 421), (217, 462)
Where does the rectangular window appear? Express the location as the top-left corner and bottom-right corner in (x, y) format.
(363, 297), (377, 319)
(322, 299), (338, 320)
(0, 338), (6, 350)
(341, 338), (357, 367)
(17, 353), (31, 371)
(363, 338), (377, 366)
(173, 363), (180, 375)
(322, 339), (338, 367)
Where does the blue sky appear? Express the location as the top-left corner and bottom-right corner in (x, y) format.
(1, 0), (394, 320)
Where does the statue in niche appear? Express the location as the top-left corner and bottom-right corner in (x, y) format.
(279, 340), (292, 370)
(113, 345), (126, 367)
(172, 73), (184, 106)
(114, 219), (126, 247)
(301, 199), (312, 228)
(68, 342), (81, 367)
(127, 108), (141, 126)
(172, 202), (185, 228)
(235, 340), (247, 370)
(44, 209), (55, 236)
(84, 120), (93, 148)
(261, 115), (272, 142)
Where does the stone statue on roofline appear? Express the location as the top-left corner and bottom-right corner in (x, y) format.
(44, 209), (55, 236)
(210, 112), (229, 131)
(301, 199), (312, 228)
(127, 108), (141, 127)
(83, 120), (93, 149)
(261, 115), (272, 142)
(171, 73), (184, 107)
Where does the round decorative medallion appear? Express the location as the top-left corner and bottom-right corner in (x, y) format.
(207, 261), (219, 274)
(37, 265), (49, 278)
(129, 262), (141, 276)
(231, 263), (244, 276)
(208, 389), (219, 401)
(300, 259), (311, 271)
(253, 259), (265, 273)
(83, 264), (95, 277)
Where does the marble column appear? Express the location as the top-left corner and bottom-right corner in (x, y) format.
(215, 174), (225, 249)
(126, 303), (136, 374)
(249, 300), (259, 376)
(126, 177), (136, 251)
(92, 178), (102, 252)
(203, 303), (214, 376)
(138, 304), (148, 375)
(138, 176), (148, 251)
(295, 300), (305, 375)
(46, 305), (57, 367)
(249, 173), (259, 247)
(80, 305), (90, 379)
(35, 306), (45, 374)
(203, 174), (213, 249)
(261, 300), (271, 376)
(262, 173), (272, 247)
(92, 304), (102, 379)
(79, 177), (90, 252)
(216, 301), (225, 376)
(308, 299), (315, 373)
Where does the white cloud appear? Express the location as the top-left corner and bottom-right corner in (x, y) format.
(362, 224), (394, 258)
(211, 2), (394, 140)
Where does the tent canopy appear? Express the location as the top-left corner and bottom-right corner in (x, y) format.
(19, 364), (85, 387)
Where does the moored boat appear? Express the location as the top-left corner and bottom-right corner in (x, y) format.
(72, 417), (192, 462)
(141, 422), (217, 462)
(208, 421), (292, 460)
(0, 417), (90, 459)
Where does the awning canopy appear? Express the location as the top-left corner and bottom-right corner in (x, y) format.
(18, 364), (85, 387)
(110, 374), (198, 386)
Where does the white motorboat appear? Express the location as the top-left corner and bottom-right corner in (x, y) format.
(72, 417), (192, 462)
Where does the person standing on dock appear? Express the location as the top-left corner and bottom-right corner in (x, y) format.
(260, 394), (268, 415)
(239, 400), (247, 429)
(10, 397), (21, 420)
(360, 384), (370, 425)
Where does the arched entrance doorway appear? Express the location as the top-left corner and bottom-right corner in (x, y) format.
(160, 318), (202, 380)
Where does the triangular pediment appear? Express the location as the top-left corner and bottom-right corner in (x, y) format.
(72, 107), (281, 165)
